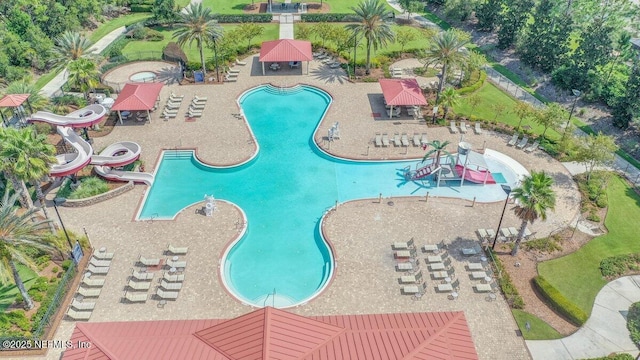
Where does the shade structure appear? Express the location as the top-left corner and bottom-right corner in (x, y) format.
(111, 83), (163, 111)
(259, 39), (313, 75)
(379, 78), (428, 106)
(0, 94), (30, 108)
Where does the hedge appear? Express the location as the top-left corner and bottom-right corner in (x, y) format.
(488, 249), (525, 309)
(533, 276), (588, 326)
(300, 14), (356, 22)
(456, 71), (487, 95)
(212, 14), (273, 23)
(130, 5), (152, 12)
(600, 253), (640, 278)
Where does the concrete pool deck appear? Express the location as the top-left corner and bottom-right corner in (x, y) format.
(38, 56), (581, 360)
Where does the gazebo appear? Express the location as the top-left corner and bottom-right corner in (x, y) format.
(379, 78), (428, 118)
(111, 82), (164, 124)
(259, 39), (313, 75)
(0, 94), (33, 127)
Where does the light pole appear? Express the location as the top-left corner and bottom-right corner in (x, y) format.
(52, 197), (74, 254)
(563, 89), (581, 141)
(492, 185), (512, 250)
(431, 74), (443, 124)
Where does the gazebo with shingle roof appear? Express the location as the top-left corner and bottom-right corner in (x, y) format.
(259, 39), (313, 75)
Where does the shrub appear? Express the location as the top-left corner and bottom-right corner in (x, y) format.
(186, 61), (202, 71)
(130, 4), (152, 12)
(51, 95), (88, 107)
(30, 278), (60, 334)
(51, 267), (59, 273)
(522, 235), (563, 253)
(0, 311), (30, 333)
(69, 177), (109, 199)
(600, 254), (640, 278)
(36, 255), (51, 270)
(457, 71), (486, 95)
(533, 276), (588, 326)
(145, 29), (164, 41)
(489, 250), (525, 309)
(61, 259), (72, 271)
(300, 14), (355, 22)
(586, 210), (600, 222)
(212, 14), (272, 23)
(628, 302), (640, 349)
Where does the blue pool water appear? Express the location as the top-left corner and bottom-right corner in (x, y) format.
(138, 85), (520, 307)
(492, 172), (507, 184)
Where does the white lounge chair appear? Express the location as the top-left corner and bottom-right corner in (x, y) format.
(412, 133), (421, 147)
(392, 133), (401, 147)
(399, 271), (423, 284)
(157, 288), (179, 300)
(422, 240), (445, 253)
(90, 258), (111, 268)
(190, 103), (206, 110)
(131, 270), (154, 281)
(429, 258), (451, 271)
(160, 280), (183, 291)
(227, 67), (241, 74)
(471, 271), (489, 280)
(193, 95), (208, 102)
(235, 58), (247, 66)
(477, 228), (488, 240)
(77, 286), (101, 298)
(395, 262), (414, 272)
(167, 259), (187, 269)
(163, 272), (185, 282)
(382, 133), (390, 147)
(139, 256), (161, 266)
(459, 121), (468, 133)
(71, 299), (96, 311)
(420, 133), (428, 146)
(467, 262), (485, 271)
(516, 136), (529, 149)
(401, 133), (410, 147)
(224, 74), (238, 82)
(165, 102), (181, 109)
(402, 282), (428, 295)
(186, 111), (203, 118)
(474, 281), (498, 293)
(82, 274), (105, 287)
(432, 267), (455, 280)
(474, 122), (482, 134)
(124, 291), (148, 303)
(162, 111), (177, 119)
(127, 279), (152, 291)
(525, 140), (540, 152)
(67, 308), (92, 321)
(374, 133), (383, 147)
(392, 238), (415, 250)
(169, 93), (185, 101)
(486, 229), (496, 240)
(87, 264), (109, 274)
(507, 133), (519, 146)
(93, 251), (114, 260)
(449, 121), (458, 134)
(167, 244), (188, 255)
(437, 279), (460, 293)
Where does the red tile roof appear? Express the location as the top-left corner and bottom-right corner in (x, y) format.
(63, 308), (478, 360)
(259, 39), (313, 62)
(379, 79), (428, 106)
(111, 82), (163, 111)
(0, 94), (30, 108)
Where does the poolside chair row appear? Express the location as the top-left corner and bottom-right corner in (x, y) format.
(507, 133), (540, 152)
(374, 132), (423, 148)
(186, 96), (207, 117)
(390, 67), (403, 79)
(476, 228), (496, 242)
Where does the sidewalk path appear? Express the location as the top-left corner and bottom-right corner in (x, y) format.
(527, 276), (640, 359)
(41, 26), (127, 98)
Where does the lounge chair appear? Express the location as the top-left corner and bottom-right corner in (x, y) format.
(394, 248), (417, 260)
(467, 262), (485, 271)
(525, 140), (540, 152)
(71, 299), (96, 311)
(486, 229), (496, 240)
(422, 240), (445, 253)
(401, 133), (410, 147)
(471, 271), (489, 280)
(449, 121), (458, 134)
(402, 282), (428, 296)
(162, 108), (179, 114)
(165, 102), (181, 109)
(124, 291), (148, 303)
(395, 262), (414, 272)
(157, 288), (179, 300)
(139, 256), (161, 267)
(167, 259), (187, 269)
(224, 75), (237, 82)
(189, 103), (206, 110)
(235, 58), (247, 66)
(432, 267), (455, 280)
(387, 107), (401, 118)
(131, 270), (154, 281)
(162, 111), (177, 119)
(500, 228), (512, 240)
(193, 95), (208, 102)
(412, 133), (421, 147)
(77, 286), (101, 298)
(474, 281), (498, 293)
(374, 133), (383, 147)
(382, 133), (390, 147)
(87, 264), (109, 274)
(392, 238), (415, 250)
(169, 93), (184, 101)
(474, 122), (482, 134)
(227, 67), (241, 74)
(93, 251), (114, 260)
(90, 258), (111, 268)
(82, 274), (105, 287)
(167, 244), (188, 255)
(524, 227), (533, 238)
(459, 121), (468, 133)
(507, 133), (519, 146)
(187, 111), (203, 118)
(437, 279), (460, 293)
(163, 272), (185, 282)
(67, 308), (92, 321)
(461, 244), (482, 256)
(420, 133), (428, 146)
(160, 280), (183, 291)
(392, 133), (401, 147)
(426, 254), (443, 263)
(516, 136), (529, 149)
(127, 279), (152, 291)
(399, 271), (423, 284)
(477, 228), (489, 241)
(429, 258), (452, 271)
(225, 71), (238, 78)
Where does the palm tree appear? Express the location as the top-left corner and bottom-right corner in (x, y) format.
(0, 128), (34, 210)
(510, 171), (556, 256)
(423, 30), (469, 122)
(67, 58), (100, 101)
(207, 28), (225, 82)
(422, 140), (451, 169)
(174, 3), (223, 77)
(439, 86), (460, 120)
(346, 0), (395, 75)
(51, 31), (96, 69)
(0, 191), (55, 310)
(1, 127), (57, 232)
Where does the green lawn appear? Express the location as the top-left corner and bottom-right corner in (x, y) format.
(202, 0), (395, 14)
(34, 70), (61, 90)
(512, 309), (563, 340)
(121, 24), (279, 62)
(0, 265), (38, 312)
(539, 175), (640, 315)
(88, 13), (152, 43)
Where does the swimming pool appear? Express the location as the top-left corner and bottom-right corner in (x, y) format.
(138, 84), (522, 307)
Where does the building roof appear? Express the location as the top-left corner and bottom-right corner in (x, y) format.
(259, 39), (313, 62)
(0, 94), (30, 108)
(111, 82), (163, 111)
(379, 78), (428, 106)
(62, 307), (478, 360)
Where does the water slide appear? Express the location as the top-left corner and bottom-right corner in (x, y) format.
(51, 126), (93, 177)
(92, 142), (154, 185)
(29, 104), (107, 128)
(409, 164), (440, 181)
(454, 164), (496, 184)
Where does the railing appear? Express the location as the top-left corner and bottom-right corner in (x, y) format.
(483, 66), (546, 109)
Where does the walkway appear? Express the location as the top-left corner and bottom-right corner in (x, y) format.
(41, 26), (127, 98)
(527, 276), (640, 359)
(278, 13), (294, 39)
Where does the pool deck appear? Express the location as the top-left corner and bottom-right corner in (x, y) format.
(38, 56), (582, 360)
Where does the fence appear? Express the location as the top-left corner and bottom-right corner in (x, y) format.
(100, 51), (164, 93)
(483, 66), (546, 109)
(0, 262), (77, 350)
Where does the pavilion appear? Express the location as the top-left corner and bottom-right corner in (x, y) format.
(259, 39), (313, 75)
(0, 93), (33, 127)
(379, 78), (428, 118)
(111, 82), (163, 124)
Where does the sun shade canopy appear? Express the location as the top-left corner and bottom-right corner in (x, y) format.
(111, 83), (163, 111)
(259, 39), (313, 62)
(379, 78), (428, 106)
(0, 94), (30, 108)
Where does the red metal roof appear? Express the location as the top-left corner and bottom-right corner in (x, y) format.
(259, 39), (313, 62)
(379, 79), (428, 106)
(0, 94), (30, 108)
(62, 308), (478, 360)
(111, 82), (163, 111)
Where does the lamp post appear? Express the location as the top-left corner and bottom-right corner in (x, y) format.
(431, 74), (443, 124)
(492, 185), (512, 250)
(562, 89), (581, 141)
(52, 198), (74, 253)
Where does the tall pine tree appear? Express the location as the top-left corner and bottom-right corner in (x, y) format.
(496, 0), (534, 49)
(475, 0), (503, 31)
(612, 58), (640, 128)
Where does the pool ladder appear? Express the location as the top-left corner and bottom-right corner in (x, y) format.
(263, 288), (276, 307)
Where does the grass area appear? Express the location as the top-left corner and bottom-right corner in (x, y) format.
(511, 309), (563, 340)
(419, 9), (451, 30)
(202, 0), (395, 14)
(538, 175), (640, 315)
(176, 0), (191, 6)
(453, 82), (561, 140)
(88, 13), (151, 43)
(572, 118), (640, 170)
(0, 264), (38, 313)
(122, 24), (279, 62)
(34, 69), (61, 90)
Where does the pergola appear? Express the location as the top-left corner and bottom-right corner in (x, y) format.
(0, 94), (33, 127)
(379, 78), (427, 118)
(259, 39), (313, 75)
(111, 82), (163, 124)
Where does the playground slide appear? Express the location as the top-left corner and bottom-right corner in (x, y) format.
(29, 104), (106, 128)
(454, 165), (496, 184)
(51, 126), (93, 177)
